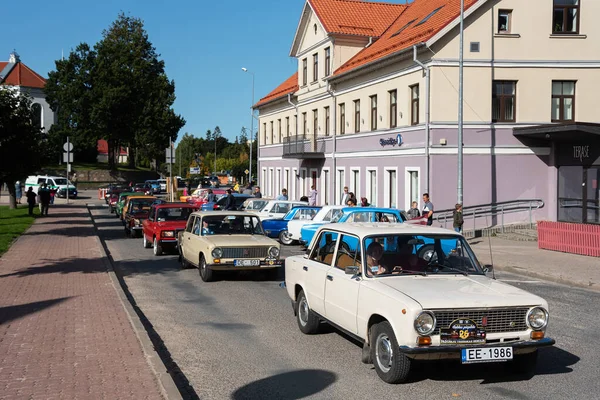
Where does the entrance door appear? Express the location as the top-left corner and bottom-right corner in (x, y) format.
(585, 167), (600, 224)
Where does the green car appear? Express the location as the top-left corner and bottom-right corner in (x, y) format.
(114, 192), (138, 219)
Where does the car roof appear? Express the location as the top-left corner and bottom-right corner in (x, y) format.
(340, 206), (405, 213)
(127, 195), (157, 200)
(191, 210), (260, 217)
(316, 222), (458, 237)
(155, 203), (197, 208)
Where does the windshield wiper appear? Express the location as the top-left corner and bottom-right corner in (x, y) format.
(429, 262), (468, 276)
(397, 269), (428, 276)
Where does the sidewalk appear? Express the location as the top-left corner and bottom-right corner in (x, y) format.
(469, 237), (599, 291)
(0, 205), (165, 399)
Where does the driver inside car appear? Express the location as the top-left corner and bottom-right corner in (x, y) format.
(365, 242), (400, 276)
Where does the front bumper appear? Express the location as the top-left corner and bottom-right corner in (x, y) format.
(208, 259), (283, 270)
(399, 337), (555, 355)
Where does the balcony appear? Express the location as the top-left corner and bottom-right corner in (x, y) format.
(282, 134), (326, 159)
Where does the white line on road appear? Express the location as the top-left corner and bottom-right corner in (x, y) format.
(499, 279), (541, 284)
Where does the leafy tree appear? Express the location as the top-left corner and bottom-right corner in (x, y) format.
(0, 90), (44, 209)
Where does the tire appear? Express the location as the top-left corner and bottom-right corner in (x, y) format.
(199, 255), (214, 282)
(508, 350), (538, 375)
(180, 247), (190, 269)
(279, 230), (295, 245)
(371, 321), (411, 384)
(296, 290), (320, 334)
(153, 237), (162, 256)
(417, 245), (436, 262)
(143, 234), (151, 248)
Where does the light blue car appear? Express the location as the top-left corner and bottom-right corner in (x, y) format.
(145, 180), (161, 194)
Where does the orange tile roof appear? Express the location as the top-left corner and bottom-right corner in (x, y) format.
(0, 61), (46, 88)
(334, 0), (478, 76)
(309, 0), (407, 37)
(254, 72), (299, 108)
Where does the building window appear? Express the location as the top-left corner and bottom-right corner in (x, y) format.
(370, 95), (377, 131)
(553, 0), (580, 34)
(368, 169), (377, 206)
(407, 170), (419, 209)
(552, 81), (576, 122)
(263, 122), (267, 144)
(498, 9), (512, 33)
(324, 47), (331, 76)
(354, 99), (360, 133)
(313, 53), (318, 82)
(302, 112), (307, 137)
(389, 90), (397, 128)
(324, 106), (330, 136)
(286, 117), (290, 137)
(302, 58), (307, 86)
(313, 109), (318, 136)
(277, 119), (282, 142)
(337, 169), (345, 205)
(339, 103), (345, 135)
(387, 169), (397, 208)
(294, 115), (298, 135)
(492, 81), (516, 122)
(270, 121), (274, 143)
(351, 169), (360, 195)
(32, 103), (42, 129)
(323, 169), (330, 205)
(410, 84), (419, 125)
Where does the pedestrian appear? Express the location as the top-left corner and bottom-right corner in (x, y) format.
(308, 185), (318, 206)
(347, 192), (357, 206)
(39, 183), (51, 216)
(277, 189), (288, 201)
(15, 181), (22, 204)
(340, 186), (349, 206)
(206, 188), (217, 203)
(360, 197), (370, 207)
(407, 201), (421, 219)
(254, 186), (262, 198)
(243, 184), (253, 195)
(233, 182), (240, 193)
(49, 187), (56, 204)
(26, 187), (36, 215)
(422, 193), (434, 226)
(453, 203), (464, 233)
(300, 195), (309, 202)
(224, 189), (235, 210)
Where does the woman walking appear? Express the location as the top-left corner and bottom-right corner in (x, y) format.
(15, 181), (23, 204)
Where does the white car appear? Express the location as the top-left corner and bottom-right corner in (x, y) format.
(25, 175), (78, 198)
(286, 205), (344, 244)
(157, 179), (167, 192)
(285, 222), (555, 384)
(248, 199), (308, 221)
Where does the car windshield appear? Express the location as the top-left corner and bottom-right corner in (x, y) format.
(362, 234), (483, 277)
(249, 200), (269, 210)
(201, 215), (264, 235)
(156, 207), (194, 221)
(130, 199), (155, 212)
(54, 178), (68, 185)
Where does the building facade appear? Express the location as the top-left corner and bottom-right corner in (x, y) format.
(254, 0), (600, 226)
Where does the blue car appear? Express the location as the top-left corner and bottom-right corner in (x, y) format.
(300, 207), (408, 246)
(145, 180), (161, 194)
(262, 206), (321, 244)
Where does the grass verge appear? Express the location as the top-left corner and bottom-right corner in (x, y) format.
(0, 206), (38, 256)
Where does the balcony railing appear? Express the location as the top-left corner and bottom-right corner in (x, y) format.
(282, 134), (326, 158)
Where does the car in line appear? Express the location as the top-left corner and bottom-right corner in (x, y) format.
(300, 207), (407, 246)
(246, 199), (309, 221)
(284, 222), (555, 384)
(142, 202), (198, 255)
(239, 198), (273, 211)
(201, 193), (253, 211)
(25, 175), (78, 198)
(183, 188), (227, 207)
(178, 211), (282, 282)
(262, 206), (321, 244)
(123, 196), (157, 237)
(286, 205), (345, 245)
(145, 180), (162, 194)
(157, 179), (167, 192)
(114, 192), (138, 219)
(133, 183), (152, 195)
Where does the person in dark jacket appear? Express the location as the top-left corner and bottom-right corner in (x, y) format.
(39, 184), (51, 216)
(206, 189), (217, 203)
(224, 189), (235, 210)
(26, 187), (37, 215)
(453, 203), (464, 233)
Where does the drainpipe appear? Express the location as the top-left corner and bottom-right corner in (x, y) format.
(413, 44), (430, 194)
(287, 93), (300, 193)
(327, 82), (337, 206)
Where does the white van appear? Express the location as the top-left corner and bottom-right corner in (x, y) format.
(25, 175), (78, 198)
(157, 179), (167, 191)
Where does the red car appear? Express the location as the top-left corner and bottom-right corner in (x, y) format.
(185, 188), (227, 207)
(142, 203), (198, 256)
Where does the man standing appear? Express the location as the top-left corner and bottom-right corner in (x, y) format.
(340, 186), (349, 206)
(26, 187), (36, 215)
(308, 185), (318, 206)
(39, 183), (51, 216)
(422, 193), (434, 226)
(243, 184), (253, 195)
(276, 189), (288, 201)
(254, 186), (262, 198)
(224, 189), (235, 210)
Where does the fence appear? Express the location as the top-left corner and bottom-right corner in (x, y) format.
(538, 221), (600, 257)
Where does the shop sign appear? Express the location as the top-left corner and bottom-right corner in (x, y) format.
(380, 133), (403, 147)
(573, 145), (590, 162)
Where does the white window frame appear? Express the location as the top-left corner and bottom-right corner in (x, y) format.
(292, 167), (298, 200)
(284, 167), (290, 197)
(336, 167), (346, 205)
(309, 168), (319, 203)
(276, 167), (282, 198)
(261, 167), (267, 191)
(404, 166), (421, 210)
(268, 168), (275, 198)
(365, 167), (378, 207)
(350, 167), (360, 199)
(300, 168), (308, 197)
(321, 167), (331, 206)
(383, 167), (398, 209)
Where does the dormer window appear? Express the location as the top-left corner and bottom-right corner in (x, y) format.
(553, 0), (579, 34)
(416, 6), (444, 26)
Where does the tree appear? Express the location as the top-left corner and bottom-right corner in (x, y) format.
(0, 90), (44, 209)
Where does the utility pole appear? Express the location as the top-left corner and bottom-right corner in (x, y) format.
(170, 138), (174, 202)
(242, 68), (255, 185)
(457, 0), (464, 205)
(66, 136), (70, 204)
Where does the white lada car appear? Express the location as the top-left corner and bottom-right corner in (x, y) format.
(284, 222), (555, 384)
(285, 205), (344, 245)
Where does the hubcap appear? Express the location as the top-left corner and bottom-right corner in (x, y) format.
(375, 333), (393, 373)
(298, 298), (309, 326)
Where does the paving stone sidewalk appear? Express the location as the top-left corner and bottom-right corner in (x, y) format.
(0, 205), (164, 399)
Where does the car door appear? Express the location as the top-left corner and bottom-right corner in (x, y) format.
(324, 233), (362, 335)
(182, 215), (201, 265)
(143, 206), (155, 241)
(302, 230), (339, 316)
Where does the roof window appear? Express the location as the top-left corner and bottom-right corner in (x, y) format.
(415, 6), (444, 26)
(391, 19), (416, 37)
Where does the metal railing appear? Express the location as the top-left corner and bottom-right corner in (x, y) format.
(282, 134), (325, 157)
(434, 199), (545, 233)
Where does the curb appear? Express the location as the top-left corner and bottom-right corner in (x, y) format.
(493, 264), (598, 292)
(88, 208), (183, 400)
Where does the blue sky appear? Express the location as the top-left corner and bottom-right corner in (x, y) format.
(3, 0), (306, 143)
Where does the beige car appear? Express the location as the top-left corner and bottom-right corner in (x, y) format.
(178, 211), (282, 282)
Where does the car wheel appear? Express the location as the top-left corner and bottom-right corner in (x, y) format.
(199, 255), (214, 282)
(507, 350), (538, 375)
(296, 290), (320, 334)
(279, 230), (295, 245)
(143, 234), (151, 248)
(417, 245), (437, 262)
(371, 321), (411, 384)
(153, 237), (162, 256)
(179, 247), (190, 269)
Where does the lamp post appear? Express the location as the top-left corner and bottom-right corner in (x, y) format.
(457, 0), (464, 205)
(242, 67), (255, 185)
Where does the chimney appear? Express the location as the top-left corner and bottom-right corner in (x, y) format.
(9, 50), (20, 63)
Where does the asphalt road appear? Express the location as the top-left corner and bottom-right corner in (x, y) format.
(89, 202), (599, 400)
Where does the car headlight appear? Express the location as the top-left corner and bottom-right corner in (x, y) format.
(527, 307), (548, 330)
(414, 311), (436, 335)
(212, 248), (223, 258)
(268, 246), (280, 258)
(162, 231), (174, 238)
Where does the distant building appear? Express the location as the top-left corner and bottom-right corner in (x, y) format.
(97, 139), (129, 164)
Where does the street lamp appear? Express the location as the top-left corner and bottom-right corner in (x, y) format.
(242, 67), (255, 185)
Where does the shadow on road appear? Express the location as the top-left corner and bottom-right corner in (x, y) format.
(231, 369), (337, 400)
(0, 257), (107, 278)
(0, 297), (74, 325)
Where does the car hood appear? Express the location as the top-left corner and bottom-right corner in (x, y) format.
(205, 235), (278, 247)
(377, 275), (545, 309)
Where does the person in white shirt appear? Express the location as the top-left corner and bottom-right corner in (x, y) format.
(308, 185), (318, 206)
(276, 189), (288, 201)
(340, 186), (349, 206)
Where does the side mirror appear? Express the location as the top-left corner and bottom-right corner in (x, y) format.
(483, 264), (493, 274)
(345, 265), (360, 275)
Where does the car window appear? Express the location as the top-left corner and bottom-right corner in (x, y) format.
(54, 178), (68, 185)
(157, 207), (194, 221)
(201, 215), (265, 235)
(309, 231), (339, 266)
(149, 207), (156, 221)
(37, 178), (46, 184)
(376, 212), (399, 222)
(251, 200), (269, 210)
(334, 234), (361, 271)
(273, 202), (290, 214)
(185, 216), (196, 233)
(348, 212), (371, 222)
(192, 217), (201, 236)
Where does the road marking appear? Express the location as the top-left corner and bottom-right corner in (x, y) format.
(499, 279), (541, 284)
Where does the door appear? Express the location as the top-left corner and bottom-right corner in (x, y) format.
(585, 167), (600, 224)
(182, 216), (201, 265)
(324, 234), (362, 334)
(303, 230), (339, 316)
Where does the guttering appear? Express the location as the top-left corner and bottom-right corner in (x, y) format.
(413, 44), (431, 194)
(328, 37), (337, 206)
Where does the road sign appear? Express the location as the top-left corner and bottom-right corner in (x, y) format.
(245, 169), (249, 175)
(63, 142), (73, 152)
(63, 153), (73, 163)
(190, 167), (200, 174)
(165, 147), (175, 164)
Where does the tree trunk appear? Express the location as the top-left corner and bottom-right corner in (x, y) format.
(107, 139), (116, 170)
(5, 180), (17, 210)
(128, 147), (136, 169)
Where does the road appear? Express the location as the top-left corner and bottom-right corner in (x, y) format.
(89, 201), (598, 400)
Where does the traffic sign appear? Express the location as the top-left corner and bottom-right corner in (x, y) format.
(63, 142), (73, 152)
(245, 169), (249, 175)
(165, 147), (175, 164)
(190, 167), (200, 174)
(63, 153), (73, 163)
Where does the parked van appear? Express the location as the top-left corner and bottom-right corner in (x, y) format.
(25, 175), (78, 198)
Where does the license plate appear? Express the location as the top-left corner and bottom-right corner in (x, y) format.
(461, 347), (513, 364)
(234, 259), (260, 267)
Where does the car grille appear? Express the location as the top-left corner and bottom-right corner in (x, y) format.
(222, 247), (269, 259)
(432, 308), (529, 334)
